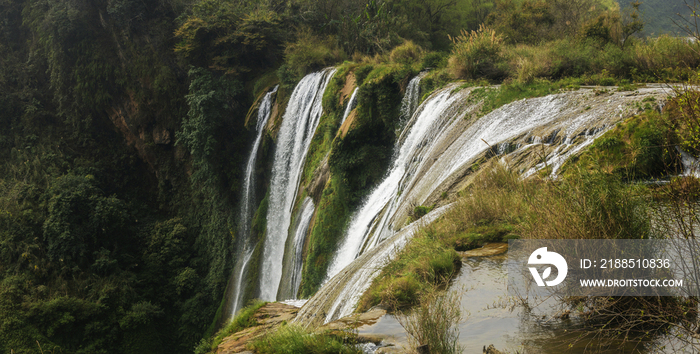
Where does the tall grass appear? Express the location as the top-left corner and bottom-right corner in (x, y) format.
(448, 25), (505, 80)
(356, 230), (461, 311)
(449, 164), (651, 241)
(446, 33), (699, 84)
(397, 290), (464, 354)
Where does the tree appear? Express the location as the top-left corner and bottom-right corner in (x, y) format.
(672, 0), (700, 53)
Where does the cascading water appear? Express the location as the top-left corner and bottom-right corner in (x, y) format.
(295, 205), (452, 326)
(340, 88), (358, 126)
(239, 86), (278, 243)
(230, 86), (277, 316)
(259, 68), (336, 301)
(289, 197), (315, 299)
(298, 85), (668, 326)
(679, 147), (700, 178)
(397, 74), (423, 127)
(325, 86), (462, 281)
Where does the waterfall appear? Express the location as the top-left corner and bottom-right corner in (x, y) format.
(298, 85), (667, 326)
(340, 88), (358, 126)
(230, 85), (277, 316)
(289, 197), (315, 299)
(259, 68), (336, 301)
(239, 86), (278, 244)
(294, 204), (452, 326)
(679, 147), (700, 178)
(398, 74), (423, 127)
(325, 74), (446, 281)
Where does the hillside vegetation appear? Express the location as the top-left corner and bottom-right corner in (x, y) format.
(0, 0), (699, 353)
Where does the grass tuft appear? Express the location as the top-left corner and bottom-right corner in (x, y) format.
(248, 324), (362, 354)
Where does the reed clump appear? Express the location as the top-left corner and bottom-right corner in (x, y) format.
(448, 25), (505, 81)
(397, 290), (464, 354)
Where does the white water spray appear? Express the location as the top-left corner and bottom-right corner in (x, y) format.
(230, 86), (277, 316)
(326, 78), (455, 281)
(259, 68), (336, 301)
(290, 197), (315, 299)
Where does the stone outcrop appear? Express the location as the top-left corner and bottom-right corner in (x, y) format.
(216, 303), (299, 354)
(459, 243), (508, 258)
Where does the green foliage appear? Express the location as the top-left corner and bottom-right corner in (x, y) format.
(249, 324), (362, 354)
(43, 175), (129, 268)
(389, 40), (424, 65)
(179, 67), (240, 166)
(409, 205), (434, 221)
(284, 28), (345, 80)
(487, 0), (555, 44)
(421, 51), (449, 69)
(330, 65), (406, 200)
(448, 25), (505, 80)
(571, 110), (678, 178)
(669, 89), (700, 156)
(299, 176), (350, 297)
(175, 3), (284, 75)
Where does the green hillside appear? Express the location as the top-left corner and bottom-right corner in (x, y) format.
(618, 0), (689, 35)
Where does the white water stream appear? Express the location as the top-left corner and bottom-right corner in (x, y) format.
(289, 197), (315, 299)
(326, 86), (461, 280)
(340, 88), (358, 126)
(679, 147), (700, 178)
(259, 68), (336, 301)
(230, 86), (277, 316)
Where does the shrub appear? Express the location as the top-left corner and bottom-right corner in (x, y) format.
(665, 88), (700, 157)
(410, 205), (433, 220)
(548, 38), (596, 79)
(284, 28), (345, 79)
(447, 25), (505, 80)
(633, 35), (700, 80)
(421, 51), (448, 69)
(389, 40), (423, 65)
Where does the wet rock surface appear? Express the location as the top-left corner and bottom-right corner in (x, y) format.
(459, 242), (508, 258)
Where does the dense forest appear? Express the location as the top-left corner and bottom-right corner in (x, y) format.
(0, 0), (698, 352)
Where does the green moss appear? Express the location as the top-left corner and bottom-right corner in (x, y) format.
(562, 111), (678, 179)
(298, 176), (350, 297)
(409, 205), (433, 221)
(451, 223), (518, 251)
